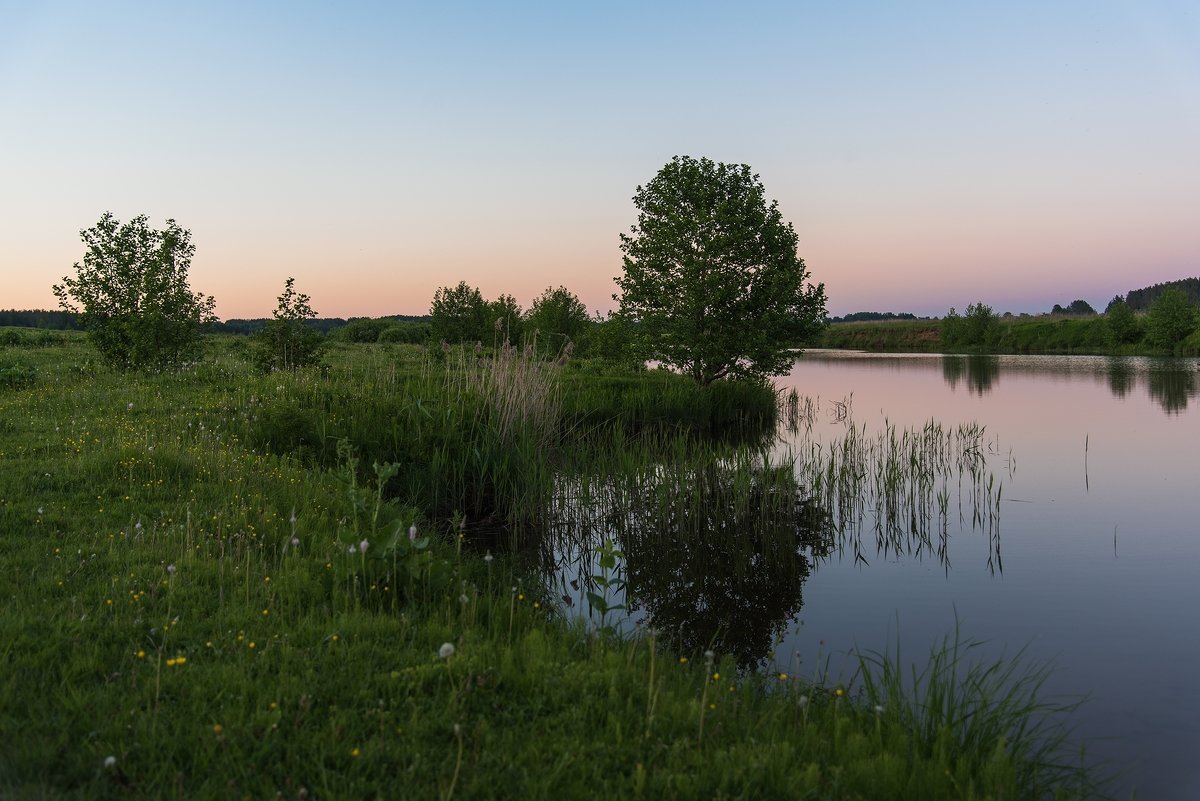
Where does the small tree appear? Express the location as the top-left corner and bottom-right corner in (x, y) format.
(616, 156), (826, 385)
(941, 307), (964, 346)
(1146, 289), (1198, 351)
(1104, 299), (1141, 346)
(430, 282), (488, 344)
(487, 294), (524, 345)
(525, 285), (590, 355)
(962, 302), (999, 348)
(53, 212), (217, 370)
(254, 278), (322, 371)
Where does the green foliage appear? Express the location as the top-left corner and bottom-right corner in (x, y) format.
(430, 281), (488, 344)
(525, 285), (589, 354)
(1145, 288), (1199, 351)
(1051, 300), (1096, 315)
(487, 294), (524, 345)
(253, 277), (324, 372)
(0, 361), (37, 389)
(617, 155), (827, 386)
(330, 317), (394, 343)
(1122, 277), (1200, 311)
(819, 319), (944, 352)
(376, 321), (431, 344)
(1103, 299), (1141, 345)
(52, 212), (217, 370)
(580, 312), (640, 365)
(941, 303), (998, 350)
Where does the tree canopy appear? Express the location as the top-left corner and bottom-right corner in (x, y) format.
(615, 156), (826, 386)
(525, 285), (589, 355)
(52, 212), (217, 370)
(1145, 289), (1198, 350)
(430, 281), (488, 344)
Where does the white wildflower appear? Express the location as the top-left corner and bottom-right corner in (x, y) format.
(439, 642), (455, 659)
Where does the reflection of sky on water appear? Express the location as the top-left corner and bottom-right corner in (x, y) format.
(771, 351), (1200, 801)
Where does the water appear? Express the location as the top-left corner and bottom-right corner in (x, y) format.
(552, 351), (1200, 800)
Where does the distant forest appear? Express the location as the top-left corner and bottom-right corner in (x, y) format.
(0, 309), (82, 329)
(828, 311), (919, 323)
(0, 310), (431, 334)
(1114, 278), (1200, 312)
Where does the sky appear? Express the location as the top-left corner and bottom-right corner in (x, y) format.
(2, 1), (1198, 320)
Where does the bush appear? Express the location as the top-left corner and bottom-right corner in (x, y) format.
(52, 212), (217, 370)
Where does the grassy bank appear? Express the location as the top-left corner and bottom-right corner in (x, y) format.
(0, 333), (1098, 799)
(819, 315), (1200, 356)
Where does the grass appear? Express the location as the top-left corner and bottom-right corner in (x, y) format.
(0, 332), (1101, 799)
(819, 313), (1200, 356)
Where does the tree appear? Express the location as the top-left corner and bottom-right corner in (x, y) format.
(1145, 288), (1198, 350)
(254, 277), (323, 371)
(616, 156), (826, 386)
(487, 294), (524, 345)
(962, 302), (999, 348)
(524, 285), (589, 354)
(1104, 299), (1141, 345)
(430, 282), (488, 344)
(52, 212), (217, 370)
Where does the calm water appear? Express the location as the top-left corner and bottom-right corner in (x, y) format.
(554, 351), (1200, 800)
(774, 352), (1200, 800)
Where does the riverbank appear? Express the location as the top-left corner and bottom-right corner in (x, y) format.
(818, 315), (1200, 356)
(0, 333), (1099, 799)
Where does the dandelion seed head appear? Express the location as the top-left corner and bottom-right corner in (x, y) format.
(166, 564), (176, 575)
(438, 642), (455, 659)
(103, 755), (116, 769)
(290, 536), (300, 547)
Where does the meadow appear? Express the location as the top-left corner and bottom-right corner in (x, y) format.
(0, 331), (1099, 799)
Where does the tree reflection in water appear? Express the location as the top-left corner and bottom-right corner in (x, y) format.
(547, 454), (832, 670)
(942, 355), (999, 395)
(1147, 361), (1196, 414)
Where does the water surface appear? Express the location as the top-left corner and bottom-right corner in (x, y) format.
(553, 351), (1200, 799)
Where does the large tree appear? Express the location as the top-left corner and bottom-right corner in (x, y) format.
(53, 212), (217, 370)
(616, 156), (826, 386)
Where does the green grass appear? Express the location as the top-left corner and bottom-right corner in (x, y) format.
(0, 335), (1101, 799)
(819, 314), (1200, 356)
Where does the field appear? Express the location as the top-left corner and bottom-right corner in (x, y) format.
(0, 332), (1098, 799)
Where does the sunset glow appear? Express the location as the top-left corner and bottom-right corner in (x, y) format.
(2, 2), (1197, 319)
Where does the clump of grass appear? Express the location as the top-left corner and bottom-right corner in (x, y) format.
(852, 626), (1100, 799)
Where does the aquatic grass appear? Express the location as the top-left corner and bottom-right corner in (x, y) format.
(851, 626), (1100, 800)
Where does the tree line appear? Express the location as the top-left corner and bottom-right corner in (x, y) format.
(941, 291), (1200, 353)
(43, 156), (829, 383)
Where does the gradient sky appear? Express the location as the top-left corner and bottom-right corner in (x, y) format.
(2, 1), (1197, 320)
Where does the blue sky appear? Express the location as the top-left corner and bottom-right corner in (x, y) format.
(2, 1), (1197, 319)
